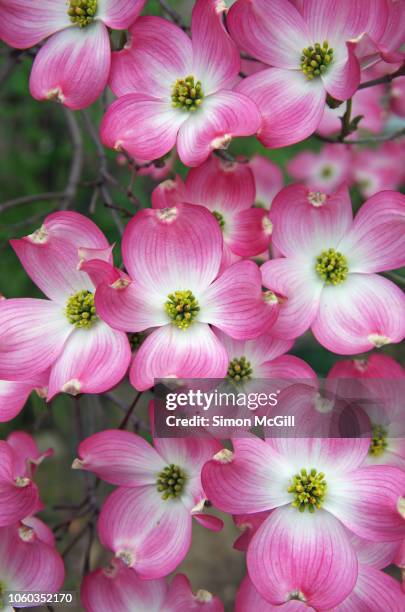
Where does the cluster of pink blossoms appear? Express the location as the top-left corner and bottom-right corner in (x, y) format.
(287, 141), (405, 197)
(2, 180), (403, 400)
(0, 432), (64, 596)
(0, 0), (405, 609)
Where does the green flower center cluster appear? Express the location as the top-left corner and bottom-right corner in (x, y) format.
(321, 165), (333, 178)
(66, 290), (97, 328)
(156, 464), (187, 500)
(165, 290), (200, 330)
(68, 0), (97, 27)
(172, 76), (204, 111)
(227, 356), (253, 383)
(301, 41), (334, 79)
(316, 248), (348, 285)
(288, 468), (327, 513)
(212, 210), (225, 230)
(369, 424), (388, 456)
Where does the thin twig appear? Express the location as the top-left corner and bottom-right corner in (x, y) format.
(0, 210), (56, 236)
(99, 185), (124, 234)
(104, 202), (132, 218)
(104, 392), (128, 411)
(61, 518), (95, 559)
(53, 497), (90, 513)
(89, 188), (99, 214)
(74, 397), (99, 513)
(83, 521), (95, 576)
(104, 392), (149, 432)
(157, 0), (185, 28)
(314, 127), (405, 145)
(338, 98), (353, 141)
(60, 108), (84, 210)
(240, 53), (263, 63)
(119, 391), (143, 430)
(119, 148), (160, 175)
(358, 62), (405, 90)
(214, 149), (249, 164)
(81, 109), (125, 234)
(0, 49), (24, 89)
(313, 62), (405, 144)
(0, 191), (64, 214)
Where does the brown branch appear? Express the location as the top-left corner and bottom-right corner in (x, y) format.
(157, 0), (186, 28)
(214, 149), (237, 163)
(214, 149), (249, 164)
(119, 148), (155, 173)
(61, 517), (96, 559)
(60, 108), (84, 210)
(73, 397), (100, 512)
(104, 392), (150, 432)
(313, 63), (405, 145)
(53, 497), (91, 514)
(240, 53), (263, 63)
(338, 98), (353, 141)
(81, 109), (124, 234)
(358, 62), (405, 90)
(119, 391), (143, 430)
(0, 49), (25, 90)
(104, 202), (132, 218)
(0, 211), (56, 241)
(0, 192), (64, 214)
(314, 127), (405, 145)
(83, 521), (95, 576)
(82, 109), (143, 223)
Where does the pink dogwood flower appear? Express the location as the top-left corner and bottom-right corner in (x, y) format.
(356, 0), (405, 66)
(227, 0), (388, 147)
(233, 511), (270, 551)
(82, 561), (223, 612)
(0, 0), (145, 109)
(21, 513), (58, 548)
(235, 567), (405, 611)
(0, 370), (48, 422)
(0, 211), (131, 399)
(328, 354), (405, 469)
(0, 432), (52, 528)
(202, 437), (405, 607)
(329, 353), (405, 380)
(214, 329), (316, 385)
(73, 420), (223, 578)
(100, 0), (261, 167)
(194, 331), (316, 438)
(249, 155), (284, 210)
(151, 175), (187, 211)
(352, 142), (405, 198)
(235, 526), (405, 608)
(236, 575), (313, 611)
(263, 186), (405, 353)
(91, 204), (278, 390)
(0, 520), (64, 599)
(287, 144), (353, 193)
(152, 155), (273, 269)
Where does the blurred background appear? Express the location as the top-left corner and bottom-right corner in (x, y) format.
(0, 0), (404, 609)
